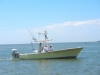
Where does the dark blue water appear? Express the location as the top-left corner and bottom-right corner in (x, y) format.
(0, 42), (100, 75)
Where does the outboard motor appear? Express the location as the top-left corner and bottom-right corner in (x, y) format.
(12, 49), (19, 59)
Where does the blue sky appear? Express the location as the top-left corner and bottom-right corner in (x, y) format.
(0, 0), (100, 44)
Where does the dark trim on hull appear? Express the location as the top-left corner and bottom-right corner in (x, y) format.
(42, 56), (77, 59)
(19, 56), (77, 60)
(55, 56), (76, 59)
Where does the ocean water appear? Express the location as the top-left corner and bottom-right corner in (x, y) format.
(0, 42), (100, 75)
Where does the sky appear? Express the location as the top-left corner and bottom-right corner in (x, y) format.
(0, 0), (100, 44)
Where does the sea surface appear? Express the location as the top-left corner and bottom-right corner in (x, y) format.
(0, 42), (100, 75)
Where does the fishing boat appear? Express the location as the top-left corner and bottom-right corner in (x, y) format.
(12, 31), (83, 60)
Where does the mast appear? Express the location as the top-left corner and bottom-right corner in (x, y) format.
(38, 31), (50, 43)
(33, 31), (52, 53)
(44, 31), (48, 40)
(32, 31), (52, 43)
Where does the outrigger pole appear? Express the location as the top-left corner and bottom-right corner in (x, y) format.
(27, 29), (37, 50)
(27, 29), (37, 42)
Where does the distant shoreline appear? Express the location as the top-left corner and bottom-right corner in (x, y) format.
(97, 41), (100, 42)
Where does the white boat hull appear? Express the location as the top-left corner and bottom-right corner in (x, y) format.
(18, 47), (83, 60)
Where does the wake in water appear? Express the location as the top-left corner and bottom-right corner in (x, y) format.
(0, 58), (13, 60)
(0, 58), (20, 61)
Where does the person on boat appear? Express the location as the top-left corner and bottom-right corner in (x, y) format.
(38, 43), (42, 53)
(48, 45), (54, 52)
(44, 31), (48, 40)
(43, 45), (48, 52)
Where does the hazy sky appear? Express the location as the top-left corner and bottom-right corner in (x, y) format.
(0, 0), (100, 44)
